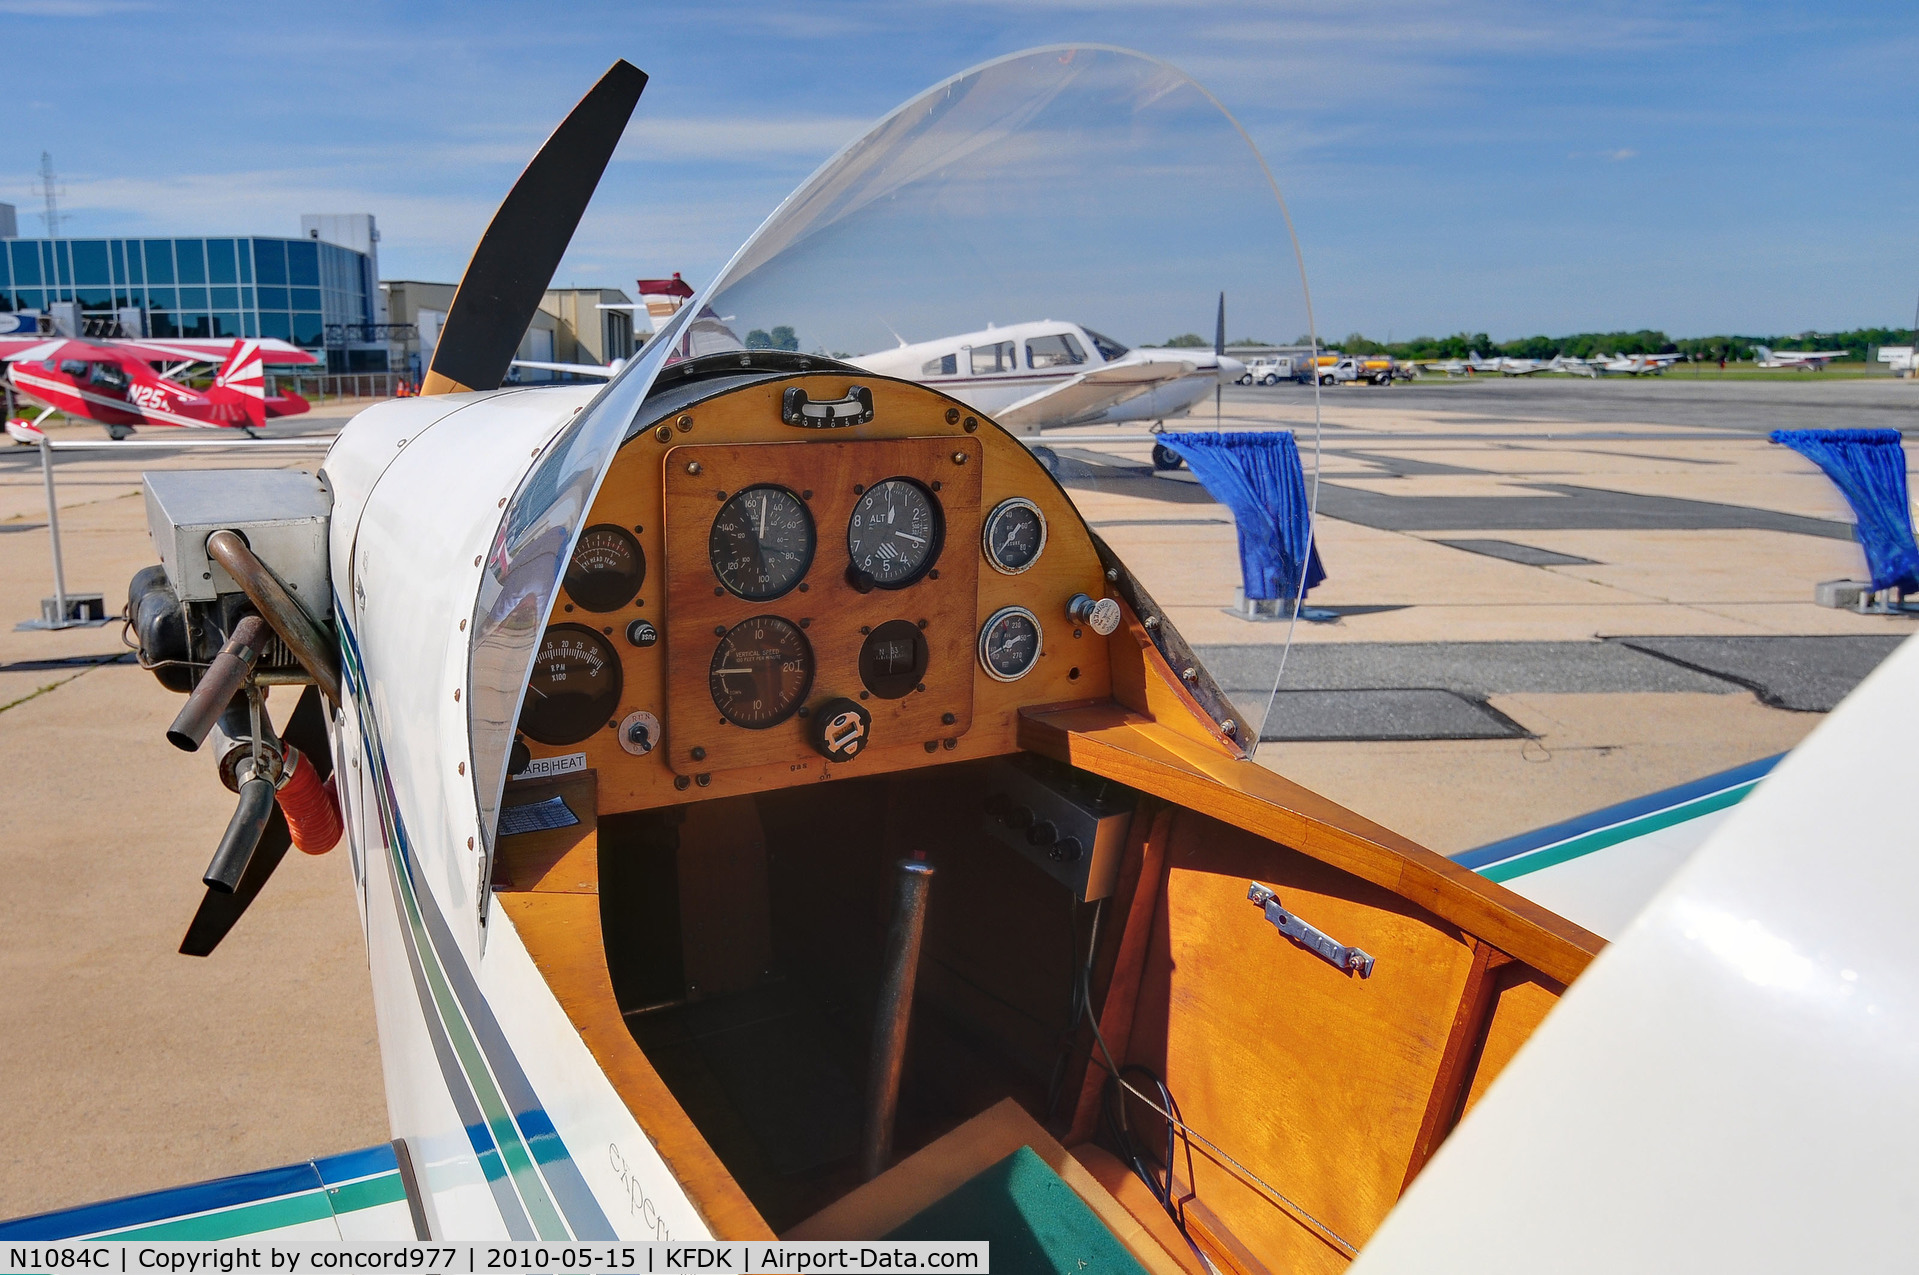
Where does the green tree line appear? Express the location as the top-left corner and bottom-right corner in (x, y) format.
(1291, 327), (1917, 363)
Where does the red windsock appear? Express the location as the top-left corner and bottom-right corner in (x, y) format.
(277, 747), (343, 855)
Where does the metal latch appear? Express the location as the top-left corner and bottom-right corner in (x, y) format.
(1248, 883), (1375, 978)
(782, 385), (874, 428)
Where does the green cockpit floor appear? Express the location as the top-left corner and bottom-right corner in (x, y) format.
(886, 1146), (1147, 1275)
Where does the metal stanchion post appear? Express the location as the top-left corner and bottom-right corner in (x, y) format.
(41, 434), (67, 623)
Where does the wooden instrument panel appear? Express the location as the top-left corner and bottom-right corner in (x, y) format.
(660, 436), (983, 776)
(514, 370), (1116, 814)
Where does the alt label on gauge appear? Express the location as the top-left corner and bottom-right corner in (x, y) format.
(847, 477), (943, 589)
(565, 523), (646, 612)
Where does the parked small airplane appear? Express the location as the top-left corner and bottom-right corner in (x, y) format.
(2, 336), (317, 438)
(1755, 344), (1848, 370)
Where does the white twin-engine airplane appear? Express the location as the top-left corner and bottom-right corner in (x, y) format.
(10, 49), (1917, 1271)
(1755, 344), (1849, 370)
(523, 318), (1244, 437)
(850, 320), (1244, 435)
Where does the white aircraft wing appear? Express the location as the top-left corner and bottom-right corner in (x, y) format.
(1354, 635), (1919, 1273)
(994, 357), (1204, 431)
(1452, 754), (1779, 941)
(510, 359), (618, 378)
(0, 1143), (420, 1240)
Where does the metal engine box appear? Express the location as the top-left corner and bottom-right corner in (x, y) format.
(142, 469), (332, 616)
(978, 754), (1135, 902)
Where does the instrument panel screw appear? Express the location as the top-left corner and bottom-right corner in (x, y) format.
(458, 762), (465, 775)
(860, 625), (871, 635)
(941, 712), (955, 725)
(714, 626), (726, 636)
(952, 451), (968, 464)
(453, 688), (461, 701)
(696, 773), (711, 787)
(675, 775), (691, 791)
(1106, 567), (1119, 581)
(1219, 719), (1236, 735)
(802, 490), (813, 500)
(1074, 628), (1082, 639)
(859, 691), (869, 700)
(924, 741), (939, 753)
(798, 582), (809, 592)
(917, 619), (929, 629)
(686, 461), (702, 475)
(633, 525), (644, 534)
(459, 619), (466, 630)
(945, 408), (960, 424)
(691, 746), (707, 761)
(498, 498), (507, 507)
(717, 490), (727, 500)
(468, 838), (474, 850)
(676, 415), (694, 432)
(916, 682), (927, 693)
(797, 706), (810, 718)
(474, 556), (482, 567)
(1182, 667), (1198, 681)
(1069, 667), (1081, 680)
(800, 618), (811, 629)
(714, 586), (725, 596)
(963, 416), (978, 432)
(1144, 615), (1160, 628)
(656, 424), (673, 443)
(943, 738), (957, 750)
(928, 569), (940, 580)
(853, 484), (864, 495)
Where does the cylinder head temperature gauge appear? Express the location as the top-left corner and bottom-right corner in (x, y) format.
(978, 606), (1043, 682)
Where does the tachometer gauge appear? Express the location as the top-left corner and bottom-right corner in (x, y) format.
(564, 523), (645, 612)
(858, 620), (929, 699)
(520, 623), (623, 745)
(847, 478), (943, 589)
(710, 485), (815, 601)
(981, 498), (1047, 575)
(710, 615), (814, 729)
(978, 606), (1043, 682)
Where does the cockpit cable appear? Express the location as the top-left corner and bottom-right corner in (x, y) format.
(1079, 958), (1359, 1260)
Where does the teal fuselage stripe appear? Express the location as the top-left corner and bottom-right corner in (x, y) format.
(1480, 780), (1759, 883)
(337, 607), (613, 1240)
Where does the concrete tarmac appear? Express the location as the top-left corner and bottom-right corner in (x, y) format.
(2, 378), (1914, 1218)
(1, 406), (385, 1218)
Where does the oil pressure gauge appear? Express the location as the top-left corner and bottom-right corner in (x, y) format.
(982, 497), (1047, 574)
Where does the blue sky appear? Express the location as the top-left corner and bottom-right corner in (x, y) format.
(1, 1), (1913, 344)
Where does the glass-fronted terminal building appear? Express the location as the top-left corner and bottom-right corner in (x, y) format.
(0, 216), (383, 370)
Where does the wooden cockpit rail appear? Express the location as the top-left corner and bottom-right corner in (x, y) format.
(1016, 704), (1603, 988)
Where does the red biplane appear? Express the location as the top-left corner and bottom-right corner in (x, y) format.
(1, 335), (318, 439)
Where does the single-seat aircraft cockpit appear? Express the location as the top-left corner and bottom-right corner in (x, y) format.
(123, 48), (1604, 1268)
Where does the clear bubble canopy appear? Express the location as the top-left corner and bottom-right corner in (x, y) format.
(470, 45), (1321, 841)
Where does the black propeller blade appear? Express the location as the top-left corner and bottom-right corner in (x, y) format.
(1215, 291), (1225, 426)
(179, 685), (333, 957)
(422, 59), (649, 396)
